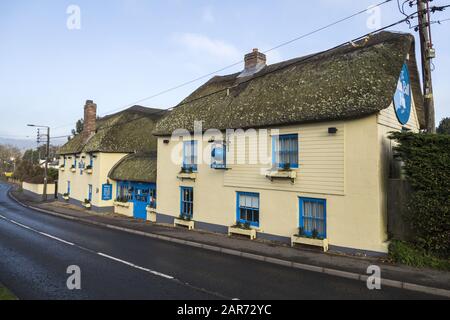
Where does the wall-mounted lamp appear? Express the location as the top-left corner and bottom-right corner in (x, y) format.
(328, 127), (338, 134)
(401, 127), (411, 132)
(163, 139), (170, 144)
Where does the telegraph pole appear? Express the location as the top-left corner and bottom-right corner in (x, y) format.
(28, 124), (50, 201)
(43, 126), (50, 201)
(417, 0), (436, 133)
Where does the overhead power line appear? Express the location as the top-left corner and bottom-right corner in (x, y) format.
(53, 0), (394, 132)
(82, 12), (422, 137)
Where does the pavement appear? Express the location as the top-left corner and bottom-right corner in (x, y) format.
(1, 182), (449, 299)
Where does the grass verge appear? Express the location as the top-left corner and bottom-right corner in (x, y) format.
(389, 240), (450, 271)
(0, 285), (17, 301)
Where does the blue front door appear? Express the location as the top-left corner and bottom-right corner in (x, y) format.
(133, 184), (150, 220)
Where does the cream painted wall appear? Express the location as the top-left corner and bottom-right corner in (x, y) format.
(377, 95), (421, 248)
(23, 182), (56, 196)
(156, 115), (393, 253)
(58, 152), (128, 208)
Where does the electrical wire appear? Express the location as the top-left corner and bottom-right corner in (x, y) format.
(78, 13), (421, 138)
(52, 0), (395, 132)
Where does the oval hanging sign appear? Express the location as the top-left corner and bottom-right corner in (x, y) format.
(393, 63), (412, 125)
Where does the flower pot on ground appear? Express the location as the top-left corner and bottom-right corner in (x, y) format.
(62, 193), (70, 201)
(228, 223), (257, 240)
(291, 230), (329, 252)
(82, 199), (92, 209)
(174, 216), (195, 230)
(146, 206), (157, 223)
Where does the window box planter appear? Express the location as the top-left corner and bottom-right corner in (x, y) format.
(177, 171), (197, 181)
(228, 226), (257, 240)
(174, 218), (195, 230)
(85, 166), (93, 174)
(146, 206), (157, 223)
(60, 166), (65, 172)
(114, 201), (130, 208)
(265, 169), (297, 183)
(70, 166), (76, 173)
(291, 235), (329, 252)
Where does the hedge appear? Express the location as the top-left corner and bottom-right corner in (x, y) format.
(389, 132), (450, 258)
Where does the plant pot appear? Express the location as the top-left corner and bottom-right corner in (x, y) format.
(177, 172), (197, 181)
(265, 170), (297, 183)
(228, 226), (257, 240)
(174, 218), (195, 230)
(291, 235), (328, 252)
(146, 207), (157, 223)
(82, 202), (92, 209)
(114, 201), (130, 208)
(85, 169), (93, 174)
(63, 196), (70, 201)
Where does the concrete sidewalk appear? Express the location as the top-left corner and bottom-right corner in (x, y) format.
(9, 187), (450, 297)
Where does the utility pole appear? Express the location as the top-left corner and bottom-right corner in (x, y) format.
(28, 124), (50, 201)
(417, 0), (436, 133)
(43, 126), (50, 201)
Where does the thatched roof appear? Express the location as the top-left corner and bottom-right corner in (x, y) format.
(108, 152), (157, 183)
(154, 31), (424, 136)
(58, 106), (167, 155)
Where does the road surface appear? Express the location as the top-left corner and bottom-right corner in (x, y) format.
(0, 182), (440, 300)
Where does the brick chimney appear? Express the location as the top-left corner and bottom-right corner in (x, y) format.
(244, 48), (266, 70)
(83, 100), (97, 142)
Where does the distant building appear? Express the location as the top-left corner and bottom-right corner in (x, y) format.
(57, 100), (167, 217)
(152, 31), (424, 255)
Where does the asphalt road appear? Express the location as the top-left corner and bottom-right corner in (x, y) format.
(0, 182), (440, 300)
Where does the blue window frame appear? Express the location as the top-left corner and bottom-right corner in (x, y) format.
(299, 198), (327, 239)
(183, 141), (198, 171)
(236, 192), (260, 227)
(272, 134), (299, 169)
(67, 181), (71, 194)
(117, 181), (132, 202)
(180, 187), (194, 218)
(88, 184), (93, 201)
(89, 155), (94, 167)
(73, 157), (77, 168)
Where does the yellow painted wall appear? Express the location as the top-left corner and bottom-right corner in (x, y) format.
(58, 152), (127, 208)
(377, 98), (421, 248)
(156, 114), (393, 253)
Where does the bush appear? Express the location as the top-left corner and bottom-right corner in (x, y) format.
(12, 160), (57, 184)
(389, 240), (450, 271)
(389, 132), (450, 258)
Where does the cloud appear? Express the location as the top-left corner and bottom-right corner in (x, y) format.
(174, 33), (241, 61)
(202, 6), (215, 23)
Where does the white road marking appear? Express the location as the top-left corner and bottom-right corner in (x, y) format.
(0, 209), (235, 299)
(0, 213), (174, 281)
(98, 252), (174, 280)
(38, 232), (75, 246)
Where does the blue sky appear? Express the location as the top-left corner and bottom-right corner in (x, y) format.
(0, 0), (449, 143)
